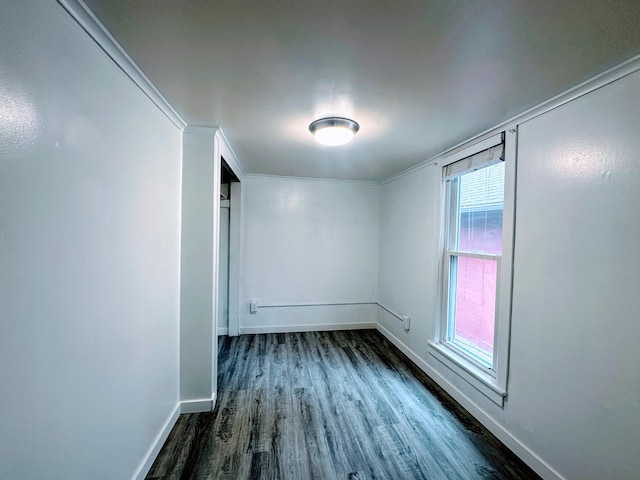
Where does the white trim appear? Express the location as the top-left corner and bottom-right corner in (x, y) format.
(217, 327), (229, 336)
(494, 127), (518, 393)
(57, 0), (187, 131)
(427, 342), (505, 406)
(131, 403), (180, 480)
(383, 53), (640, 185)
(434, 129), (516, 409)
(217, 129), (246, 179)
(243, 172), (380, 186)
(376, 324), (566, 480)
(180, 394), (216, 414)
(213, 127), (244, 339)
(227, 182), (242, 337)
(179, 128), (246, 179)
(212, 136), (222, 400)
(446, 250), (500, 261)
(239, 322), (376, 334)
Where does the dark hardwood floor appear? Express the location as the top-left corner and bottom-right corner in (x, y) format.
(147, 330), (539, 480)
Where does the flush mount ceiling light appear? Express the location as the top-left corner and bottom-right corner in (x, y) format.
(309, 117), (359, 146)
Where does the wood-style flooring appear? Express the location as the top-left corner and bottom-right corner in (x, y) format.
(147, 330), (539, 479)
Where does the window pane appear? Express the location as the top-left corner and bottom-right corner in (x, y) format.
(456, 162), (504, 255)
(451, 256), (497, 366)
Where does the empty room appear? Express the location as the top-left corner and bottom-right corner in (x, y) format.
(2, 1), (640, 479)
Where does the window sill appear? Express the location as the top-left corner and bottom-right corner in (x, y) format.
(427, 341), (507, 407)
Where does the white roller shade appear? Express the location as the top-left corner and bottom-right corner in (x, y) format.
(443, 142), (504, 180)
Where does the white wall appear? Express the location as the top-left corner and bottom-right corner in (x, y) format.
(241, 176), (380, 332)
(180, 128), (220, 411)
(377, 68), (640, 479)
(0, 2), (182, 479)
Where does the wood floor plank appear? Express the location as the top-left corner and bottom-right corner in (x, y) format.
(272, 386), (312, 480)
(294, 386), (339, 479)
(148, 330), (540, 480)
(283, 333), (313, 389)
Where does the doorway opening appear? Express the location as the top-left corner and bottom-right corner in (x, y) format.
(217, 158), (240, 338)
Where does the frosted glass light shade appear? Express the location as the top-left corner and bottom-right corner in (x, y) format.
(309, 117), (359, 146)
(314, 125), (354, 146)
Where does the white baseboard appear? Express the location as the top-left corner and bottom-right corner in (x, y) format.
(218, 327), (229, 336)
(239, 322), (376, 335)
(375, 324), (565, 480)
(180, 393), (217, 414)
(132, 403), (180, 480)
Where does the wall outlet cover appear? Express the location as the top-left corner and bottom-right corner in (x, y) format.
(250, 299), (259, 313)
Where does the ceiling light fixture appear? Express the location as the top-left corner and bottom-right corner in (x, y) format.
(309, 117), (359, 146)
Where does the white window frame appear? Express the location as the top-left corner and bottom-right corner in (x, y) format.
(428, 130), (516, 407)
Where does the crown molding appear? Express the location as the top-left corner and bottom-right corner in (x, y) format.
(383, 53), (640, 185)
(243, 172), (380, 186)
(57, 0), (187, 131)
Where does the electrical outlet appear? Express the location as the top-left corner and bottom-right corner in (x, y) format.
(250, 299), (259, 313)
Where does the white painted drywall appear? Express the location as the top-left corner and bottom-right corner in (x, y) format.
(180, 127), (220, 407)
(378, 164), (442, 337)
(180, 129), (241, 409)
(507, 69), (640, 479)
(241, 176), (380, 331)
(377, 68), (640, 479)
(0, 2), (182, 479)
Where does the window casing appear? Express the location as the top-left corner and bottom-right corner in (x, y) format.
(428, 131), (515, 407)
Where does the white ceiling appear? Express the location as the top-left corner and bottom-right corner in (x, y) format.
(83, 0), (640, 181)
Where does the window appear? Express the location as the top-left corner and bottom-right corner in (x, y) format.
(428, 132), (514, 407)
(447, 162), (504, 367)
